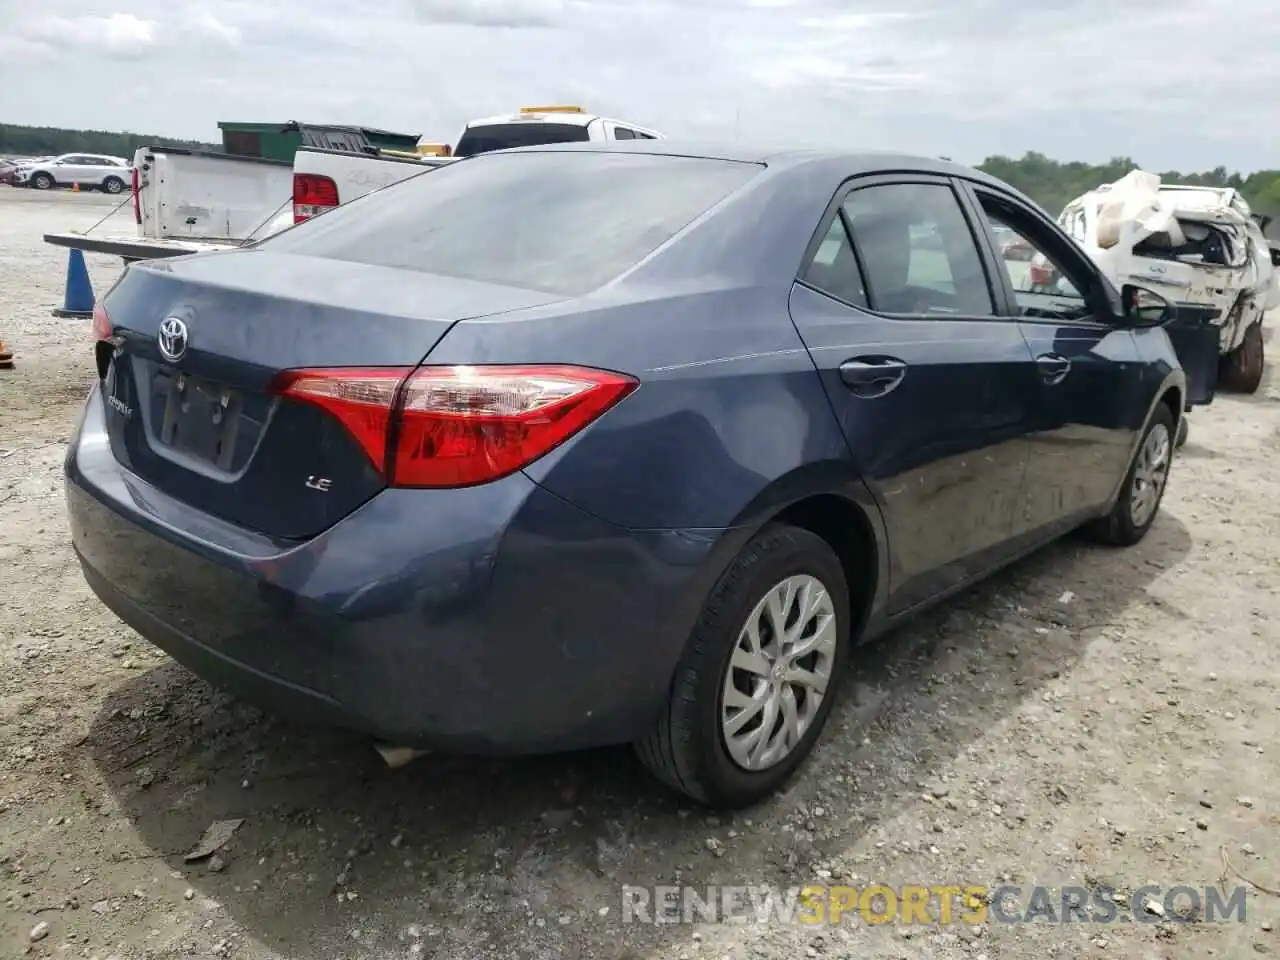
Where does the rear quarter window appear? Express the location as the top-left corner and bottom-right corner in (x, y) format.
(260, 151), (761, 297)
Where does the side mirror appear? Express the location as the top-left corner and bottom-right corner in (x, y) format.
(1269, 245), (1280, 268)
(1121, 284), (1175, 327)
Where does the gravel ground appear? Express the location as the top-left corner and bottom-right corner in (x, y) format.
(2, 187), (1279, 960)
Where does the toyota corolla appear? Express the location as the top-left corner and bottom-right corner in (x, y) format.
(67, 142), (1193, 808)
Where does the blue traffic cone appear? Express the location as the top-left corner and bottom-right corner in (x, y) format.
(52, 248), (95, 319)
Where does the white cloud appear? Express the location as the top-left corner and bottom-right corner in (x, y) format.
(414, 0), (565, 27)
(184, 11), (242, 47)
(0, 0), (1276, 172)
(19, 11), (160, 59)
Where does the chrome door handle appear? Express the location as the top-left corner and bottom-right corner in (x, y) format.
(839, 357), (907, 397)
(1036, 353), (1071, 385)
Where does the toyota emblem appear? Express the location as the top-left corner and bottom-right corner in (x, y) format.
(157, 317), (189, 363)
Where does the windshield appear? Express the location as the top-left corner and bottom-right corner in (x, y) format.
(260, 150), (761, 297)
(453, 122), (591, 158)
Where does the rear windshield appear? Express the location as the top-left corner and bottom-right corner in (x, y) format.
(261, 151), (760, 297)
(454, 123), (590, 158)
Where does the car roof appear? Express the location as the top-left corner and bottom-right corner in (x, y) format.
(477, 138), (1024, 193)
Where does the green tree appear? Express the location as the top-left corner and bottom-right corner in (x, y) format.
(0, 123), (218, 159)
(975, 151), (1280, 235)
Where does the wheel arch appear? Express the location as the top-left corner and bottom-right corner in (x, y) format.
(1105, 371), (1183, 507)
(687, 460), (891, 649)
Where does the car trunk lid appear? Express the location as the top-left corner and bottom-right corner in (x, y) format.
(98, 250), (564, 539)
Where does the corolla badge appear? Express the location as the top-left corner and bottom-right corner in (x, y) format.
(157, 317), (189, 362)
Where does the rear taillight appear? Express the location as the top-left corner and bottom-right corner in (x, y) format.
(92, 301), (114, 380)
(272, 364), (638, 488)
(92, 301), (112, 342)
(293, 173), (339, 223)
(130, 167), (141, 224)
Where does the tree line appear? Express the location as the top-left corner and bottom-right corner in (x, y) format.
(978, 152), (1280, 230)
(0, 123), (218, 161)
(5, 122), (1279, 227)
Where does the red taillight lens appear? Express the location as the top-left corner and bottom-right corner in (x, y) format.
(131, 167), (141, 224)
(273, 364), (638, 488)
(92, 301), (112, 342)
(293, 173), (339, 223)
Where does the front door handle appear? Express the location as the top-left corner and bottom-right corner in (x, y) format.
(1036, 353), (1071, 385)
(839, 356), (907, 397)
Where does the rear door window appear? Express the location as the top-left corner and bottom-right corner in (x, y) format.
(842, 182), (994, 316)
(453, 123), (591, 157)
(262, 151), (761, 297)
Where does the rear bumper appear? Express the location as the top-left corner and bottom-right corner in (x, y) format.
(66, 385), (723, 753)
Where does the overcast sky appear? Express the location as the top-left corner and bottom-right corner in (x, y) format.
(1, 0), (1276, 172)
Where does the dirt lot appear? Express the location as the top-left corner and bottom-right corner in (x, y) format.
(2, 187), (1279, 960)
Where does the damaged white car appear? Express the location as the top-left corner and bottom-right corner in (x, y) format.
(1056, 171), (1280, 395)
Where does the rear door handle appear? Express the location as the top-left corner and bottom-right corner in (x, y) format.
(839, 356), (907, 397)
(1036, 353), (1071, 385)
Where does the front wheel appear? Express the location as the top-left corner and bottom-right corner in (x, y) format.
(1219, 320), (1265, 394)
(1087, 403), (1175, 546)
(29, 172), (54, 190)
(635, 523), (850, 808)
(101, 176), (125, 195)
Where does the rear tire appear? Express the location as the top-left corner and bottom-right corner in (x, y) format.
(635, 523), (851, 809)
(1087, 403), (1175, 547)
(102, 176), (125, 195)
(1219, 320), (1265, 394)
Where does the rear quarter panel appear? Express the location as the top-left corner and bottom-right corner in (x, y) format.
(420, 158), (886, 531)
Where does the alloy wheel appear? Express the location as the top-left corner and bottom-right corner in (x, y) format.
(1129, 422), (1170, 527)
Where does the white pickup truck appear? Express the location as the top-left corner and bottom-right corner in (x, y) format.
(44, 108), (665, 262)
(44, 145), (296, 263)
(290, 106), (665, 223)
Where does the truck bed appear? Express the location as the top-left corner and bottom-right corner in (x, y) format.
(43, 232), (244, 261)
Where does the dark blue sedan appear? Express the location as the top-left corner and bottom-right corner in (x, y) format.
(67, 142), (1198, 808)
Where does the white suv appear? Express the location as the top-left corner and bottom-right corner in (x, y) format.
(18, 153), (132, 193)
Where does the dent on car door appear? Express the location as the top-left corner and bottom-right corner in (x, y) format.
(787, 175), (1040, 612)
(961, 184), (1145, 534)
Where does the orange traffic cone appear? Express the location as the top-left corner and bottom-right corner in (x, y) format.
(71, 183), (80, 193)
(0, 340), (13, 369)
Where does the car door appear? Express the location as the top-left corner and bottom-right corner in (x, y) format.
(958, 182), (1146, 536)
(787, 174), (1042, 613)
(57, 155), (91, 183)
(77, 156), (107, 185)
